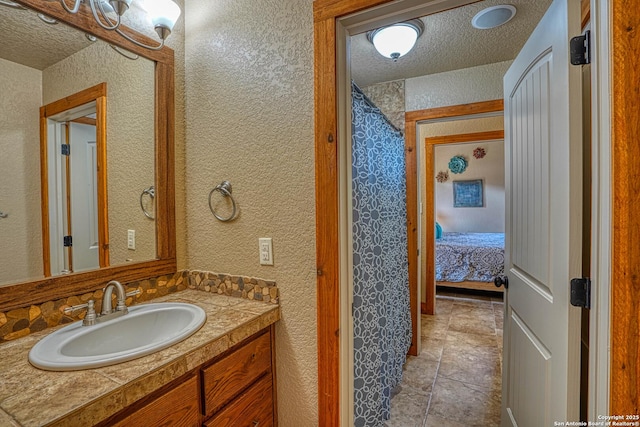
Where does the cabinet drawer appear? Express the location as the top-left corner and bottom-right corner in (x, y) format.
(204, 374), (273, 427)
(202, 331), (272, 417)
(111, 374), (200, 427)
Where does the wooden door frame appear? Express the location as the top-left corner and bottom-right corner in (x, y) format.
(610, 0), (640, 416)
(314, 0), (637, 423)
(40, 83), (109, 276)
(406, 100), (504, 315)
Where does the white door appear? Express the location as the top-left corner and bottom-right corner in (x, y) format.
(69, 122), (100, 272)
(501, 0), (582, 425)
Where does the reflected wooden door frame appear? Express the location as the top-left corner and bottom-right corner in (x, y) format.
(40, 83), (109, 276)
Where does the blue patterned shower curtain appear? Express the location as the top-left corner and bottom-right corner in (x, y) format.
(351, 83), (412, 426)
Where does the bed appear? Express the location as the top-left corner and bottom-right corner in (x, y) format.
(435, 232), (505, 293)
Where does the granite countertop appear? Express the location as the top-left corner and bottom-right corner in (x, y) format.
(0, 290), (280, 427)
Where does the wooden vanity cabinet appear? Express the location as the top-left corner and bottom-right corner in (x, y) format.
(95, 325), (277, 427)
(109, 373), (201, 427)
(202, 327), (277, 426)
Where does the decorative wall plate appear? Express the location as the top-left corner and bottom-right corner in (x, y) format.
(473, 147), (486, 159)
(436, 171), (449, 183)
(448, 155), (468, 174)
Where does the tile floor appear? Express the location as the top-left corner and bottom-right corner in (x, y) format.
(385, 289), (504, 427)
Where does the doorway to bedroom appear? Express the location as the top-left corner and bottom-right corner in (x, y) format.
(421, 118), (506, 425)
(384, 110), (507, 426)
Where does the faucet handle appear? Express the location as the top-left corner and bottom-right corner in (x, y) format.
(64, 300), (97, 326)
(126, 289), (141, 297)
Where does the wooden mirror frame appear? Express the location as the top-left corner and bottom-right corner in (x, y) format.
(0, 0), (176, 312)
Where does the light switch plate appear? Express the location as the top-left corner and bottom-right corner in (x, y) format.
(127, 229), (135, 250)
(259, 238), (273, 265)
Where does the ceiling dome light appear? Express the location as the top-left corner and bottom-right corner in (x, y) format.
(367, 19), (424, 62)
(472, 5), (516, 29)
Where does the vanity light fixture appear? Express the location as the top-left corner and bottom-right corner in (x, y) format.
(366, 19), (424, 62)
(56, 0), (181, 50)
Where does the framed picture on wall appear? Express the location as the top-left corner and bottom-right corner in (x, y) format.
(453, 179), (484, 208)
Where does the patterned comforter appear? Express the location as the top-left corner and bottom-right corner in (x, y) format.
(435, 232), (505, 282)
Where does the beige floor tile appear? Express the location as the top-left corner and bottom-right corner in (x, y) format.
(450, 303), (495, 318)
(425, 414), (467, 427)
(438, 355), (501, 390)
(419, 337), (445, 362)
(445, 329), (501, 350)
(448, 314), (496, 336)
(493, 303), (505, 330)
(434, 298), (454, 315)
(402, 356), (439, 394)
(428, 377), (501, 427)
(384, 384), (431, 427)
(421, 316), (450, 340)
(387, 292), (503, 427)
(440, 296), (493, 307)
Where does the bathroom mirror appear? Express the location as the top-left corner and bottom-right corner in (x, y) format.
(0, 0), (176, 311)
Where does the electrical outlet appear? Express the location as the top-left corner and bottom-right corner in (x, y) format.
(127, 229), (136, 250)
(259, 238), (273, 265)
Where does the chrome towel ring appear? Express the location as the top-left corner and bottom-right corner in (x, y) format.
(209, 180), (237, 222)
(140, 185), (155, 219)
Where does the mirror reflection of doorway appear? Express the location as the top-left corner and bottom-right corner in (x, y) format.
(47, 110), (100, 274)
(41, 83), (108, 276)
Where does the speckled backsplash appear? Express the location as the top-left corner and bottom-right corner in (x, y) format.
(0, 270), (278, 344)
(188, 270), (278, 303)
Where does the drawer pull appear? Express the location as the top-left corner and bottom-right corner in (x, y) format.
(252, 421), (260, 426)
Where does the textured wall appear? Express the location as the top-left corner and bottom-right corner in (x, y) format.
(434, 140), (505, 232)
(0, 59), (43, 285)
(362, 80), (405, 131)
(168, 0), (187, 271)
(43, 42), (156, 267)
(406, 60), (512, 111)
(421, 116), (504, 137)
(184, 1), (317, 425)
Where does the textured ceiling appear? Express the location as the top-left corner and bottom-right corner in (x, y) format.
(0, 5), (92, 70)
(0, 3), (154, 71)
(350, 0), (553, 87)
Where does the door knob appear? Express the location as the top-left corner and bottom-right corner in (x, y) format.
(494, 275), (509, 289)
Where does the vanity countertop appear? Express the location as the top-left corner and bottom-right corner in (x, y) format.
(0, 290), (280, 427)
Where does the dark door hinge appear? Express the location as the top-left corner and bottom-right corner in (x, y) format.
(570, 277), (591, 309)
(570, 30), (591, 65)
(63, 235), (73, 247)
(61, 144), (71, 156)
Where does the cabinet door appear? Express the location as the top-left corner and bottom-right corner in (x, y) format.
(204, 374), (273, 427)
(111, 375), (200, 427)
(202, 331), (272, 417)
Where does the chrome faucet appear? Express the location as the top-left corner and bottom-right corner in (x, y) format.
(102, 280), (128, 316)
(64, 280), (141, 326)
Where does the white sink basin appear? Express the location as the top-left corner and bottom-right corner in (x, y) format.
(29, 302), (206, 371)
